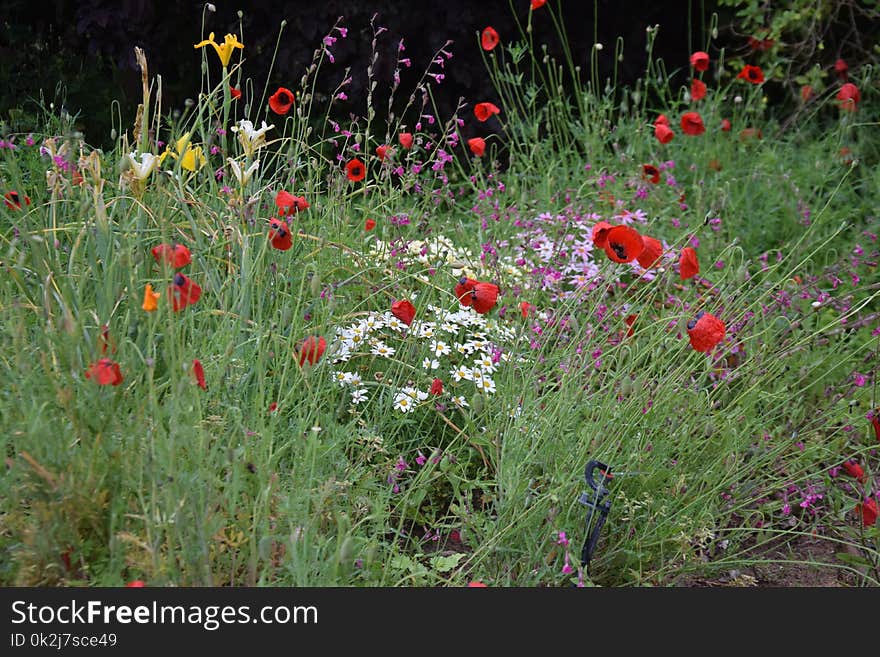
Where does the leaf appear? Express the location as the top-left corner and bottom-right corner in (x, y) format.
(430, 553), (465, 573)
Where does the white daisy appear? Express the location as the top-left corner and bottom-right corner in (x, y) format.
(451, 365), (473, 382)
(430, 340), (451, 357)
(371, 342), (396, 358)
(451, 395), (469, 408)
(393, 394), (414, 413)
(422, 358), (440, 370)
(351, 389), (368, 405)
(474, 354), (496, 373)
(477, 376), (496, 394)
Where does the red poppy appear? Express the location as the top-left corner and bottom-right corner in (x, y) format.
(297, 335), (327, 366)
(481, 27), (500, 51)
(637, 235), (663, 269)
(642, 164), (660, 184)
(268, 402), (278, 413)
(686, 311), (725, 352)
(470, 282), (499, 314)
(837, 83), (860, 112)
(376, 144), (389, 161)
(192, 359), (207, 390)
(269, 218), (292, 251)
(345, 158), (366, 182)
(85, 358), (124, 386)
(655, 114), (670, 127)
(99, 324), (116, 355)
(680, 112), (705, 136)
(720, 118), (732, 132)
(269, 87), (294, 115)
(690, 51), (709, 72)
(391, 299), (416, 326)
(430, 378), (444, 396)
(736, 65), (764, 84)
(365, 218), (376, 231)
(467, 137), (486, 157)
(275, 190), (309, 215)
(474, 102), (501, 122)
(467, 581), (488, 587)
(169, 273), (202, 312)
(3, 190), (31, 210)
(520, 301), (532, 318)
(624, 314), (637, 337)
(856, 498), (878, 527)
(455, 277), (477, 306)
(747, 36), (774, 52)
(691, 78), (707, 101)
(834, 58), (848, 80)
(654, 122), (674, 144)
(591, 221), (613, 249)
(531, 0), (546, 8)
(842, 460), (865, 483)
(151, 243), (192, 269)
(230, 86), (242, 100)
(872, 414), (880, 442)
(399, 132), (414, 150)
(800, 85), (815, 103)
(679, 247), (699, 280)
(126, 580), (146, 588)
(603, 225), (645, 264)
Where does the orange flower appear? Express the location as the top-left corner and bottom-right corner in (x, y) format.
(467, 137), (486, 157)
(474, 102), (501, 122)
(680, 112), (705, 136)
(345, 158), (366, 181)
(85, 358), (124, 386)
(399, 132), (414, 149)
(192, 359), (207, 390)
(391, 299), (416, 326)
(142, 284), (160, 312)
(641, 164), (660, 184)
(689, 51), (709, 72)
(269, 87), (294, 115)
(837, 83), (860, 112)
(679, 247), (699, 280)
(637, 235), (663, 269)
(297, 336), (327, 366)
(686, 311), (725, 352)
(269, 218), (292, 251)
(603, 225), (644, 264)
(736, 65), (764, 84)
(481, 27), (499, 51)
(691, 78), (707, 101)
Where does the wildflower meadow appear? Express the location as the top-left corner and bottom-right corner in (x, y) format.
(1, 1), (879, 588)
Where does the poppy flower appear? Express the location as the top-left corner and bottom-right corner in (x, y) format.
(230, 86), (242, 100)
(467, 581), (488, 587)
(297, 335), (327, 366)
(192, 359), (207, 390)
(747, 36), (774, 52)
(467, 137), (486, 157)
(269, 87), (294, 115)
(690, 78), (707, 101)
(99, 324), (116, 355)
(679, 247), (700, 280)
(376, 144), (389, 161)
(625, 314), (637, 337)
(126, 580), (146, 588)
(268, 402), (278, 413)
(842, 460), (865, 483)
(275, 190), (309, 215)
(365, 218), (376, 231)
(531, 0), (546, 9)
(142, 284), (160, 312)
(642, 164), (660, 184)
(169, 273), (202, 312)
(269, 218), (292, 251)
(738, 128), (763, 142)
(655, 114), (670, 127)
(720, 118), (732, 132)
(686, 311), (725, 352)
(399, 132), (414, 150)
(856, 498), (878, 527)
(872, 414), (880, 442)
(4, 191), (31, 210)
(834, 58), (848, 80)
(603, 225), (645, 264)
(836, 83), (860, 112)
(345, 158), (366, 182)
(455, 277), (478, 305)
(151, 243), (192, 269)
(800, 85), (814, 103)
(680, 112), (705, 136)
(391, 299), (416, 326)
(654, 122), (674, 144)
(736, 65), (764, 84)
(690, 51), (709, 72)
(85, 358), (124, 386)
(520, 301), (532, 318)
(430, 378), (444, 396)
(637, 235), (663, 269)
(591, 221), (613, 249)
(481, 27), (499, 51)
(470, 282), (500, 314)
(474, 102), (501, 122)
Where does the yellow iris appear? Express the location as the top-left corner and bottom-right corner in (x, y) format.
(160, 132), (206, 172)
(142, 284), (160, 312)
(194, 32), (244, 67)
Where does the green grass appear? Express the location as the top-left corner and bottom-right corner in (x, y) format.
(1, 6), (879, 587)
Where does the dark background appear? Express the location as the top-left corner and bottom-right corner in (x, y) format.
(0, 0), (733, 147)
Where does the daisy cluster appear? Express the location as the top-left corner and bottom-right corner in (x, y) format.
(330, 302), (520, 413)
